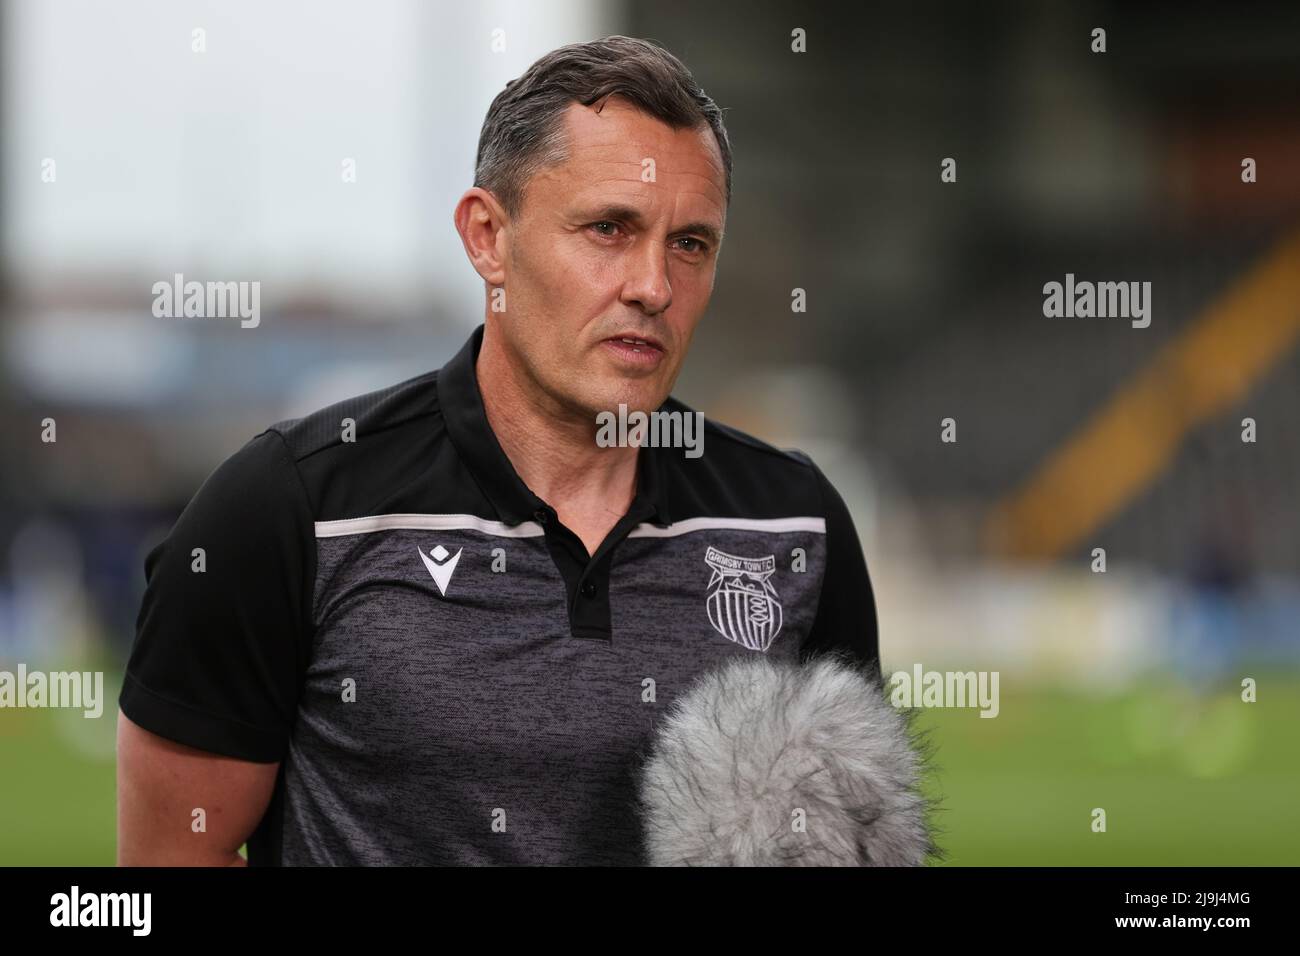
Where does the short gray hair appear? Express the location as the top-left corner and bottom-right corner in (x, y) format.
(474, 35), (733, 218)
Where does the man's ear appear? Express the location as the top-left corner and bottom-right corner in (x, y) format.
(453, 187), (509, 287)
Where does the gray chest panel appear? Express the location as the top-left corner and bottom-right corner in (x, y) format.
(281, 522), (826, 865)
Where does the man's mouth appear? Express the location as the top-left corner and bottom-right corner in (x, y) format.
(600, 332), (666, 368)
(604, 332), (664, 352)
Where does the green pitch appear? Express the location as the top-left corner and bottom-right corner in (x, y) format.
(2, 672), (1296, 865)
(916, 671), (1300, 865)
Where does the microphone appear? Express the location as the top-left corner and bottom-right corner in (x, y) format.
(637, 652), (936, 865)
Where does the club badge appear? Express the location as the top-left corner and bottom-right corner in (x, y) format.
(704, 546), (784, 651)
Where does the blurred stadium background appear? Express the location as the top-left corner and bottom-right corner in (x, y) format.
(1, 0), (1297, 865)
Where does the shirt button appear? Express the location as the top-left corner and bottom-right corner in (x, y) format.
(581, 580), (597, 599)
(533, 509), (549, 525)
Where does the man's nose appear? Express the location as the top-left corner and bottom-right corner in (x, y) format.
(621, 238), (673, 315)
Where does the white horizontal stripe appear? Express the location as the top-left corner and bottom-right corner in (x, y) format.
(627, 516), (825, 538)
(316, 513), (825, 540)
(315, 514), (545, 539)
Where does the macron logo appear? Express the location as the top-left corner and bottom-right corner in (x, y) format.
(418, 544), (462, 596)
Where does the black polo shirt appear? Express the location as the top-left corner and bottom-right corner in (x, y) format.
(119, 323), (880, 865)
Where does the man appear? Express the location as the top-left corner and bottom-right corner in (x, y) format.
(117, 35), (880, 866)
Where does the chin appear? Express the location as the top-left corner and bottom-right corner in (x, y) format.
(579, 381), (666, 418)
(610, 390), (669, 417)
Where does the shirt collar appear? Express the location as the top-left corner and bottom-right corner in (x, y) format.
(437, 324), (671, 528)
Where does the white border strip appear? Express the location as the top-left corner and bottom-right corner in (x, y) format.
(316, 513), (826, 540)
(315, 514), (545, 539)
(627, 516), (825, 538)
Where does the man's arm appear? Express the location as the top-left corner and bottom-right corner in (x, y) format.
(117, 428), (314, 865)
(116, 710), (280, 866)
(799, 461), (881, 680)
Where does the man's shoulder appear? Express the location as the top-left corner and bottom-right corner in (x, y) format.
(660, 395), (814, 464)
(659, 395), (830, 519)
(191, 368), (446, 524)
(267, 367), (442, 465)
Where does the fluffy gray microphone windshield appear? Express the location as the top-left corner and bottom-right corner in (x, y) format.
(636, 653), (936, 866)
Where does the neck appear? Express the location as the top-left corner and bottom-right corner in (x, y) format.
(476, 322), (640, 518)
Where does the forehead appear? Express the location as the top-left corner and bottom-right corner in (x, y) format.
(540, 96), (727, 209)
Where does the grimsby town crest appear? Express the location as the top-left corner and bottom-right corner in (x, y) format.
(704, 546), (784, 651)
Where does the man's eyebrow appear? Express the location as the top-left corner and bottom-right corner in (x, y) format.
(582, 204), (724, 246)
(677, 220), (724, 246)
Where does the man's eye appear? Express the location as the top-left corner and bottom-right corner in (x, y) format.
(590, 221), (621, 237)
(674, 237), (706, 254)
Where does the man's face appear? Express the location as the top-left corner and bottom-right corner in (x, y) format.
(494, 95), (727, 419)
